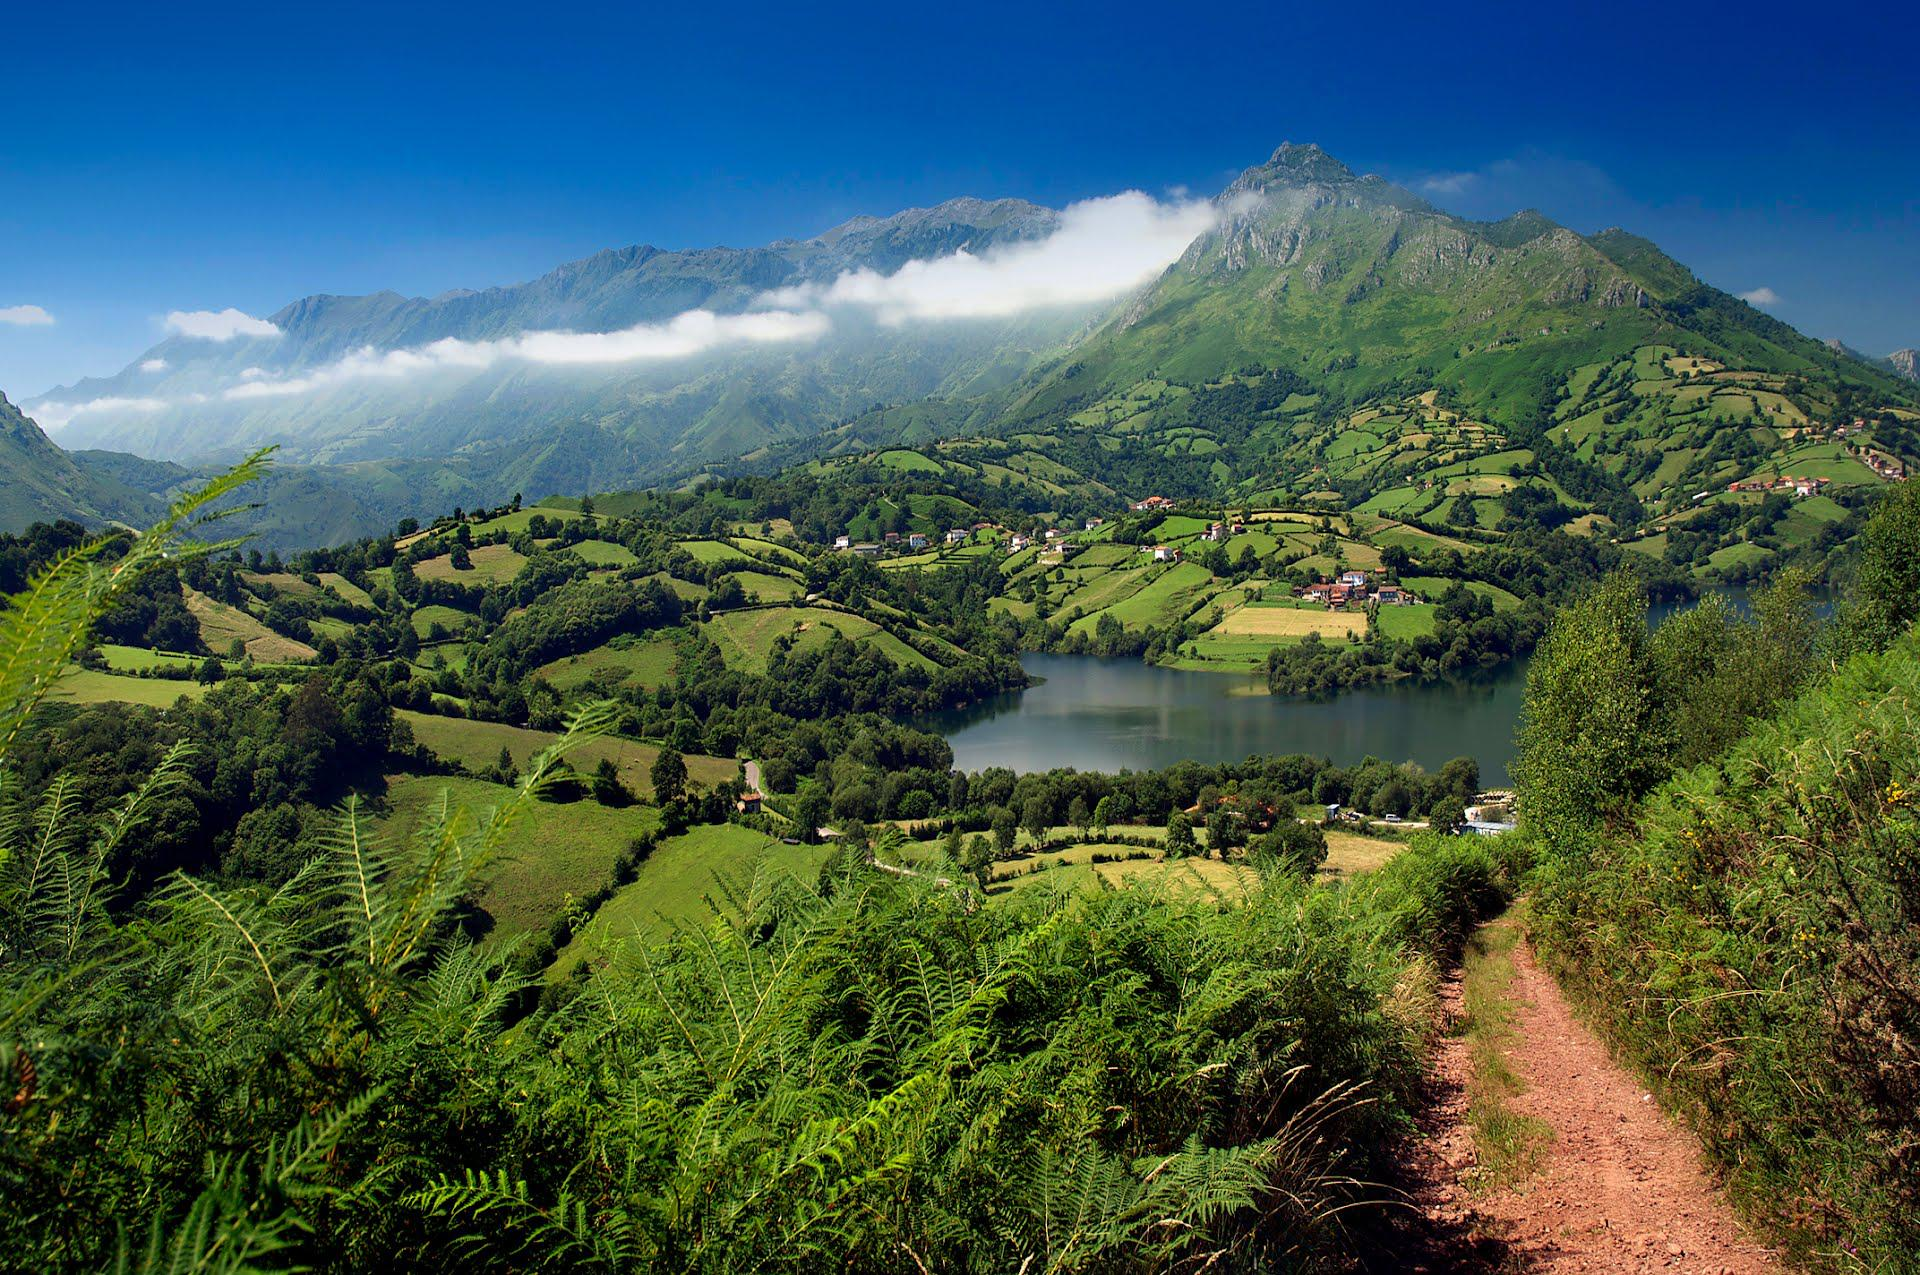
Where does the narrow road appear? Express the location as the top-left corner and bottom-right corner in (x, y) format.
(1403, 925), (1781, 1273)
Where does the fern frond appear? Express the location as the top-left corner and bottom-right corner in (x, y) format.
(0, 449), (271, 755)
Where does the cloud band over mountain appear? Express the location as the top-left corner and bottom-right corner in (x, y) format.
(29, 190), (1218, 432)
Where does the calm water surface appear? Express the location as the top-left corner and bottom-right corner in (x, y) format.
(930, 594), (1741, 782)
(929, 653), (1531, 782)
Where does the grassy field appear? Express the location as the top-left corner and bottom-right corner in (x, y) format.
(704, 606), (936, 675)
(52, 669), (208, 708)
(533, 633), (680, 692)
(183, 589), (316, 661)
(729, 570), (805, 602)
(317, 573), (373, 607)
(375, 774), (660, 940)
(97, 644), (201, 673)
(414, 543), (528, 584)
(678, 539), (757, 567)
(549, 825), (835, 977)
(990, 847), (1257, 899)
(410, 603), (476, 639)
(465, 508), (586, 537)
(1211, 602), (1367, 640)
(1320, 828), (1405, 877)
(395, 711), (736, 797)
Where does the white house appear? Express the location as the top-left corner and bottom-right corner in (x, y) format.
(946, 528), (968, 544)
(834, 535), (851, 551)
(1150, 544), (1181, 563)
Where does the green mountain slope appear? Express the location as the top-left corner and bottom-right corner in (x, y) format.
(1007, 144), (1908, 428)
(0, 393), (162, 531)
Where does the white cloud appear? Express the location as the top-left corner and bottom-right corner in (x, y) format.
(1415, 171), (1477, 196)
(165, 308), (282, 340)
(221, 308), (830, 401)
(29, 395), (172, 432)
(763, 190), (1218, 323)
(40, 189), (1218, 423)
(1738, 286), (1783, 307)
(140, 357), (169, 372)
(0, 304), (55, 327)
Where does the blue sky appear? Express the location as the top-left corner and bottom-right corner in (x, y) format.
(2, 0), (1915, 397)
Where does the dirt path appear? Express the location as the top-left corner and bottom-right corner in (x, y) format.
(1397, 926), (1782, 1273)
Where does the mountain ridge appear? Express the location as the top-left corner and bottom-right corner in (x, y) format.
(15, 142), (1918, 547)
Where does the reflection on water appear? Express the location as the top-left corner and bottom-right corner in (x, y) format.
(930, 588), (1767, 781)
(927, 653), (1531, 782)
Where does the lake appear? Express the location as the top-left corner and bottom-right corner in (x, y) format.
(929, 652), (1532, 781)
(929, 593), (1749, 782)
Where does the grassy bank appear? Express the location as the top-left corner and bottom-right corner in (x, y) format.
(1531, 631), (1920, 1269)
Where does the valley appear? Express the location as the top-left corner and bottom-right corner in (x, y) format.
(5, 120), (1919, 1273)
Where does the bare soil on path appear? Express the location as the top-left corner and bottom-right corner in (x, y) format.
(1379, 925), (1784, 1273)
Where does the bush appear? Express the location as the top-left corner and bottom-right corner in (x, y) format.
(1532, 631), (1920, 1269)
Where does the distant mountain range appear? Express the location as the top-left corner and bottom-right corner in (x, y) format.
(1827, 339), (1920, 384)
(35, 197), (1078, 470)
(10, 143), (1916, 545)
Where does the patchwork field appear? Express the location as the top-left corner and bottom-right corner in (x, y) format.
(395, 711), (737, 797)
(185, 588), (317, 661)
(534, 633), (681, 692)
(413, 543), (529, 584)
(704, 606), (936, 675)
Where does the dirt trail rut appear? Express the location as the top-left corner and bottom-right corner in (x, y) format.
(1398, 930), (1782, 1273)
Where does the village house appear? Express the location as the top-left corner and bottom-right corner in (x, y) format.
(1044, 527), (1064, 541)
(1206, 522), (1228, 542)
(1009, 533), (1031, 552)
(834, 534), (851, 550)
(852, 543), (881, 557)
(883, 531), (901, 543)
(1727, 475), (1834, 497)
(1866, 452), (1908, 480)
(908, 533), (928, 549)
(1130, 495), (1175, 512)
(735, 790), (764, 815)
(1149, 544), (1181, 563)
(1339, 569), (1370, 588)
(946, 527), (969, 544)
(1084, 517), (1105, 531)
